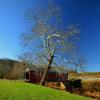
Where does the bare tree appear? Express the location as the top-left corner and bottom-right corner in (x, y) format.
(18, 52), (35, 66)
(7, 62), (27, 79)
(67, 52), (87, 72)
(75, 55), (87, 72)
(21, 1), (80, 85)
(0, 58), (14, 78)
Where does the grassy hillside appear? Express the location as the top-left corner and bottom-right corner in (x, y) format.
(0, 80), (92, 100)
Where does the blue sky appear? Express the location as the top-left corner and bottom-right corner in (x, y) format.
(0, 0), (100, 72)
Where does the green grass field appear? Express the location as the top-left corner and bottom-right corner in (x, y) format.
(0, 80), (92, 100)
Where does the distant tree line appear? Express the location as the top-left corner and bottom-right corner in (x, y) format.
(0, 58), (27, 79)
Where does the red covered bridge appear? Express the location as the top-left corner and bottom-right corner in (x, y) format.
(25, 68), (68, 84)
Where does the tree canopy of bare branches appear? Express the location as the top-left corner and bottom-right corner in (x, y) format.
(20, 1), (80, 85)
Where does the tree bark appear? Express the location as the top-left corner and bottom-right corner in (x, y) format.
(40, 52), (54, 85)
(1, 63), (5, 79)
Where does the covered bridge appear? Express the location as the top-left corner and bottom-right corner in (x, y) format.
(24, 67), (68, 89)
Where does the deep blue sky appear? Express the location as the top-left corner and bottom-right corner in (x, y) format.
(0, 0), (100, 72)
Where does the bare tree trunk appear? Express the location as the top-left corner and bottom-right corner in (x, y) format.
(1, 63), (5, 79)
(40, 52), (54, 85)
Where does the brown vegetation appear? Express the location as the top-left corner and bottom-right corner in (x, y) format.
(0, 59), (27, 79)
